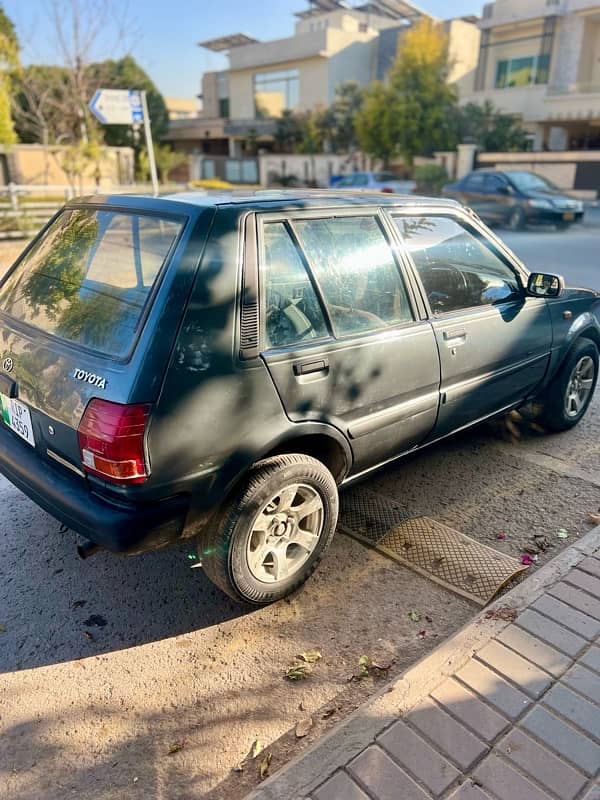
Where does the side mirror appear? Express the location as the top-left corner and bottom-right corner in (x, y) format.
(527, 272), (565, 298)
(498, 184), (512, 196)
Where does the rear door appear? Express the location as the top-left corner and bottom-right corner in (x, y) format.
(389, 211), (552, 438)
(257, 209), (441, 471)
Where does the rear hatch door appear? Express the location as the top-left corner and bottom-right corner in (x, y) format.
(0, 204), (191, 475)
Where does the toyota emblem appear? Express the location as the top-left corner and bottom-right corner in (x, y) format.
(2, 357), (13, 373)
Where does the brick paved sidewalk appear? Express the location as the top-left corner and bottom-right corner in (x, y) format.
(250, 535), (600, 800)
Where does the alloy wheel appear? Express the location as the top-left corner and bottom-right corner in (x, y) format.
(564, 355), (595, 418)
(246, 483), (324, 583)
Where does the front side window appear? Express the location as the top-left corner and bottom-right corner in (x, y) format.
(262, 222), (328, 348)
(293, 216), (413, 336)
(394, 216), (521, 315)
(253, 68), (299, 118)
(0, 208), (183, 357)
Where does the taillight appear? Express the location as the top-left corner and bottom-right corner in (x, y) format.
(78, 399), (151, 485)
(381, 187), (394, 194)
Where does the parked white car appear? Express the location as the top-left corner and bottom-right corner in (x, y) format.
(331, 171), (416, 194)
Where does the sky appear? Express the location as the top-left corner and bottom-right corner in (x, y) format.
(5, 0), (484, 101)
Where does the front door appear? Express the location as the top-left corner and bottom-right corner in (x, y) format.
(258, 212), (441, 472)
(390, 212), (553, 438)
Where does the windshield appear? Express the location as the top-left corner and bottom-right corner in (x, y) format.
(505, 171), (560, 193)
(0, 208), (184, 358)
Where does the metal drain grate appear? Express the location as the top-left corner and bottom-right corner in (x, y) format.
(339, 489), (527, 606)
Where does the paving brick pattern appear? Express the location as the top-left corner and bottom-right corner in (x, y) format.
(309, 552), (600, 800)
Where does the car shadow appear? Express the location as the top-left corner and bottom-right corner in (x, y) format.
(0, 486), (248, 673)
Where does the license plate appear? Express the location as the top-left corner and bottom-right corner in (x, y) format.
(563, 212), (575, 221)
(0, 394), (35, 447)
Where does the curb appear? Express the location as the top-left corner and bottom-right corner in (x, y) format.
(247, 525), (600, 800)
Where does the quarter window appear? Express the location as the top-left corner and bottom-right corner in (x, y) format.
(394, 216), (521, 315)
(293, 216), (413, 336)
(262, 222), (328, 349)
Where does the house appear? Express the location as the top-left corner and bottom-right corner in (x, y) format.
(163, 0), (480, 181)
(464, 0), (600, 150)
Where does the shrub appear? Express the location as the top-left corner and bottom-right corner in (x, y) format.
(190, 178), (233, 190)
(413, 164), (449, 196)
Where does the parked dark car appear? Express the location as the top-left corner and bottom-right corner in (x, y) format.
(443, 169), (584, 231)
(0, 191), (598, 604)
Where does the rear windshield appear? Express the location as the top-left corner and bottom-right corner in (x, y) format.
(0, 207), (183, 358)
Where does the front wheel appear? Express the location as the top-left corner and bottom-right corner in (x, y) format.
(199, 454), (339, 604)
(507, 207), (526, 231)
(539, 339), (598, 432)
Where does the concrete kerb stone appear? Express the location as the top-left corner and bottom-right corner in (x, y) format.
(246, 526), (600, 800)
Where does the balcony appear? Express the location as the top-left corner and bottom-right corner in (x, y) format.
(547, 81), (600, 95)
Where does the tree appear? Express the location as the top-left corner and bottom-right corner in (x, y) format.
(354, 83), (397, 166)
(274, 110), (306, 154)
(0, 3), (19, 145)
(456, 100), (529, 152)
(387, 19), (458, 164)
(356, 19), (459, 166)
(319, 81), (364, 153)
(152, 144), (186, 183)
(12, 65), (74, 144)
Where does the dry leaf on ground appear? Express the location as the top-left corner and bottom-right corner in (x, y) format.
(286, 663), (312, 680)
(297, 650), (322, 663)
(167, 740), (185, 755)
(259, 753), (272, 780)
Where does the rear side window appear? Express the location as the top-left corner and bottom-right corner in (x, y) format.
(262, 222), (328, 349)
(293, 216), (413, 336)
(0, 208), (183, 358)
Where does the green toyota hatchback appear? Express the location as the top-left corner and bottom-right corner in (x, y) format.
(0, 191), (597, 604)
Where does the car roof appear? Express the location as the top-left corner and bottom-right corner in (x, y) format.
(70, 189), (462, 214)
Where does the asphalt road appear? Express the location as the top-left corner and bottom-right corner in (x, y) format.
(1, 224), (600, 799)
(500, 210), (600, 291)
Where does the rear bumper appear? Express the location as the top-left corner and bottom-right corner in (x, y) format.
(0, 427), (190, 554)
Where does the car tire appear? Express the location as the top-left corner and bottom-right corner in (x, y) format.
(555, 221), (571, 232)
(507, 207), (526, 231)
(199, 454), (339, 605)
(538, 339), (598, 432)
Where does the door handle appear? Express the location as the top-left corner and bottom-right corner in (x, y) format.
(293, 358), (329, 376)
(442, 328), (467, 346)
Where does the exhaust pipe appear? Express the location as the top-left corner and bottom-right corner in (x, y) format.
(77, 538), (102, 559)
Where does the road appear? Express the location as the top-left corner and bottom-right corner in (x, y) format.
(1, 225), (600, 800)
(501, 211), (600, 291)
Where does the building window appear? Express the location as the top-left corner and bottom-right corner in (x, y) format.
(495, 54), (550, 88)
(219, 97), (230, 118)
(253, 68), (300, 118)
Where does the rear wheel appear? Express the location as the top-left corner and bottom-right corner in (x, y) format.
(199, 454), (338, 604)
(538, 339), (598, 432)
(507, 207), (526, 231)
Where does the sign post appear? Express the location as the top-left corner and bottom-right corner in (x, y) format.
(89, 88), (159, 196)
(140, 91), (159, 196)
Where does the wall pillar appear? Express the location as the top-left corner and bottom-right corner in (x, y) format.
(456, 143), (478, 179)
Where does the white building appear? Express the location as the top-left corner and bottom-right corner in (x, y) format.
(464, 0), (600, 150)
